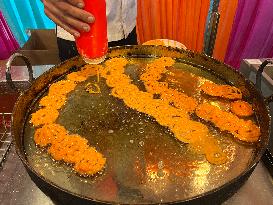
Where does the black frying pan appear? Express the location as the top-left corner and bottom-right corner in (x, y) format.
(7, 46), (271, 204)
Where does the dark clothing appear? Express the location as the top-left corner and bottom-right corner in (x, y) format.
(57, 27), (137, 62)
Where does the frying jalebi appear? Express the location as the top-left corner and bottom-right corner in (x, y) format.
(34, 124), (106, 175)
(34, 123), (67, 147)
(67, 72), (88, 82)
(39, 95), (67, 110)
(101, 57), (227, 165)
(31, 63), (106, 176)
(140, 57), (198, 113)
(195, 103), (260, 142)
(74, 147), (106, 176)
(48, 80), (77, 96)
(201, 81), (242, 100)
(48, 134), (89, 162)
(230, 100), (254, 117)
(30, 108), (59, 127)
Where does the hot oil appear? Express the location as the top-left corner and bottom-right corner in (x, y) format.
(24, 57), (257, 204)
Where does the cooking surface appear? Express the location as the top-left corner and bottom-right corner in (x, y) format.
(24, 58), (259, 203)
(0, 54), (273, 204)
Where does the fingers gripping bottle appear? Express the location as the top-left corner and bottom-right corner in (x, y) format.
(76, 0), (108, 64)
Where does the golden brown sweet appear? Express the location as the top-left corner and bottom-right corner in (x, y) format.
(39, 95), (67, 110)
(102, 57), (226, 165)
(48, 135), (88, 162)
(201, 81), (242, 100)
(140, 57), (198, 113)
(67, 72), (88, 82)
(48, 80), (77, 96)
(231, 100), (254, 117)
(31, 108), (59, 127)
(34, 123), (67, 147)
(74, 147), (106, 176)
(32, 64), (106, 176)
(195, 103), (260, 142)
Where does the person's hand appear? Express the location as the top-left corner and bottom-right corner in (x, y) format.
(42, 0), (95, 38)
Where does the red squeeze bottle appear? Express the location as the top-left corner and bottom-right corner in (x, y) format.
(76, 0), (108, 64)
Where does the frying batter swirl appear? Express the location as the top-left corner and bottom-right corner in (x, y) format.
(195, 103), (260, 142)
(101, 57), (227, 165)
(201, 81), (242, 100)
(30, 108), (59, 127)
(230, 100), (254, 117)
(39, 95), (67, 110)
(31, 64), (106, 176)
(34, 123), (67, 147)
(140, 57), (198, 113)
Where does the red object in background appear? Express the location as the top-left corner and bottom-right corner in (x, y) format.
(76, 0), (108, 64)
